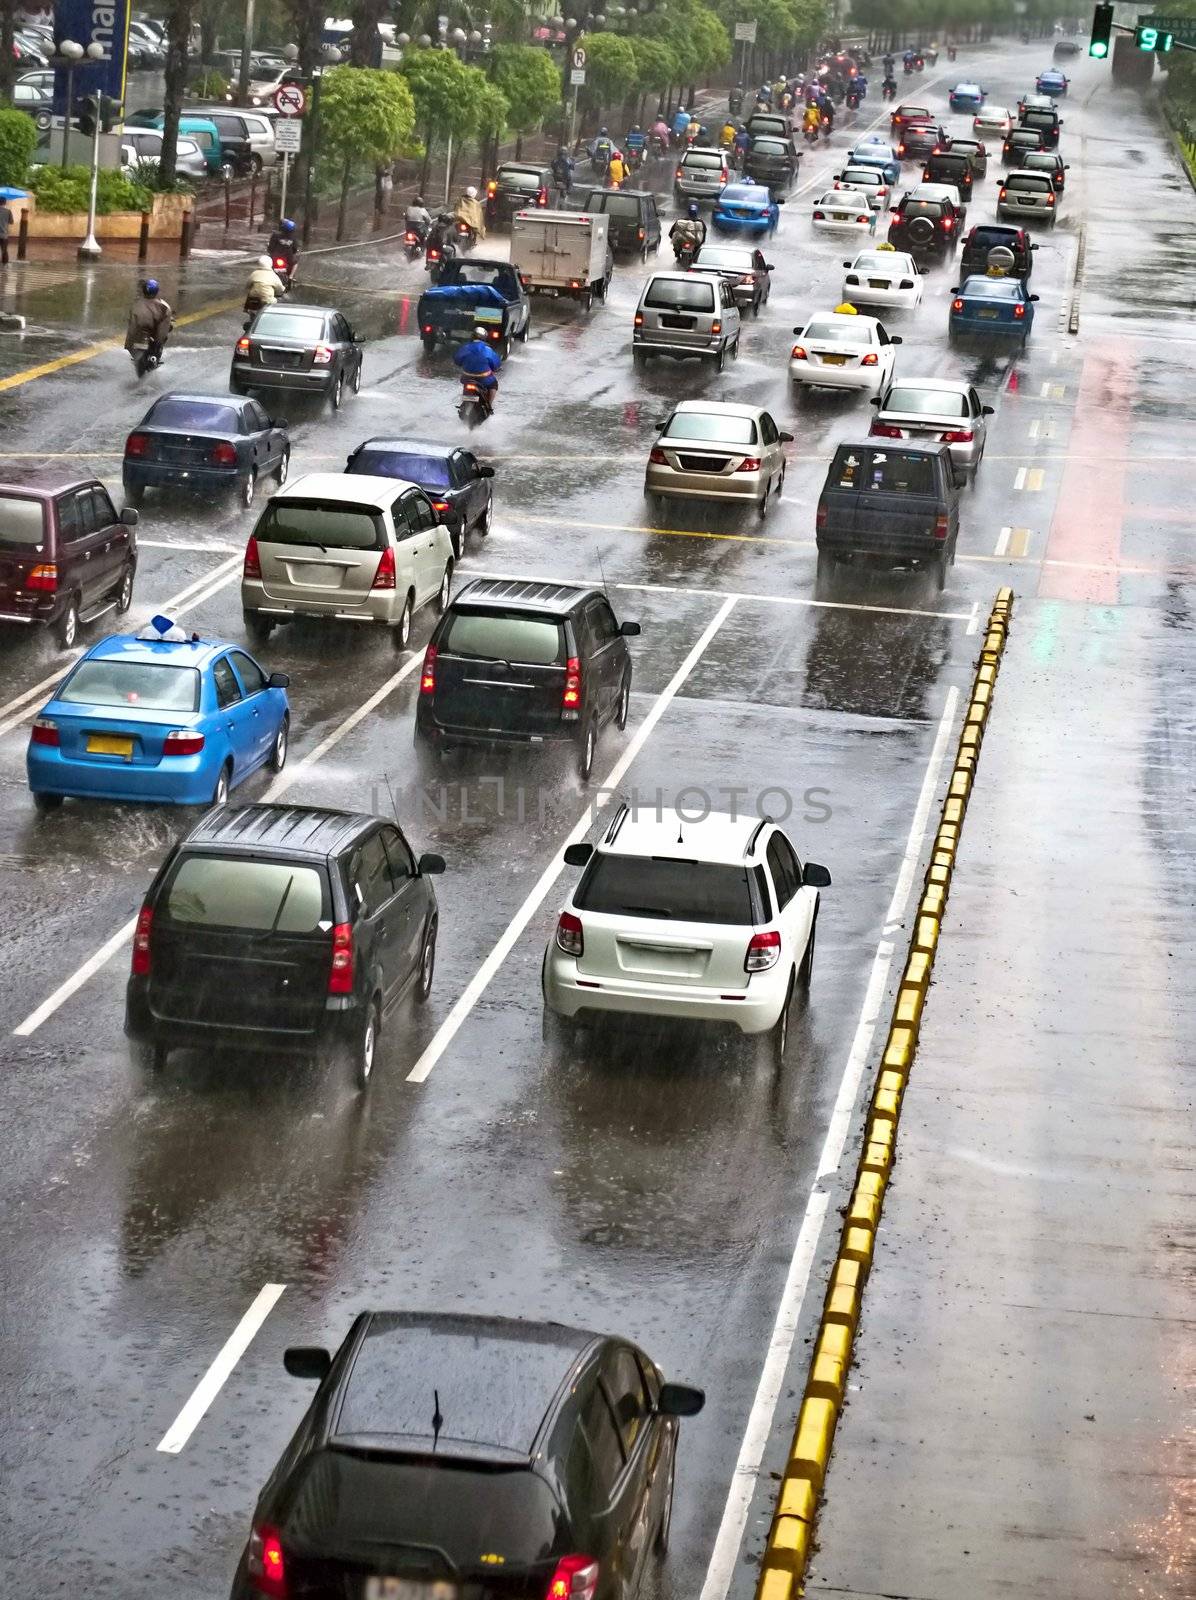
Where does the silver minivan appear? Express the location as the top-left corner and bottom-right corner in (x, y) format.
(997, 170), (1057, 225)
(674, 146), (730, 202)
(633, 271), (742, 369)
(241, 472), (456, 648)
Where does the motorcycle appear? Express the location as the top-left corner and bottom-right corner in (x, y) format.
(650, 132), (668, 158)
(728, 90), (743, 115)
(882, 78), (897, 101)
(914, 53), (925, 70)
(673, 233), (701, 264)
(454, 218), (477, 249)
(903, 60), (914, 75)
(425, 236), (457, 280)
(625, 144), (645, 174)
(403, 220), (429, 260)
(804, 123), (820, 146)
(129, 336), (166, 379)
(845, 90), (860, 111)
(270, 253), (296, 291)
(821, 114), (832, 141)
(457, 377), (494, 426)
(947, 43), (957, 61)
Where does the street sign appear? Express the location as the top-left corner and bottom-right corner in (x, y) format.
(734, 20), (758, 42)
(274, 117), (302, 153)
(1136, 13), (1196, 41)
(571, 67), (586, 86)
(572, 45), (586, 68)
(274, 83), (306, 116)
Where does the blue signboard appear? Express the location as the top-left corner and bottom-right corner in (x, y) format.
(52, 0), (132, 116)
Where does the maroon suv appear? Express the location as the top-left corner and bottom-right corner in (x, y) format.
(0, 473), (138, 649)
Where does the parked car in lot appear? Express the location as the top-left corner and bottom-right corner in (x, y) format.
(125, 803), (444, 1081)
(121, 130), (208, 182)
(230, 303), (363, 408)
(345, 437), (494, 557)
(189, 105), (279, 169)
(27, 619), (290, 812)
(633, 270), (742, 368)
(644, 400), (792, 516)
(123, 392), (290, 509)
(414, 577), (639, 781)
(816, 439), (961, 588)
(543, 806), (830, 1063)
(228, 1312), (704, 1600)
(0, 473), (138, 650)
(869, 376), (995, 479)
(241, 472), (455, 648)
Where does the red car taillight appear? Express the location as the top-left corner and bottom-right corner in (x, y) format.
(547, 1555), (599, 1600)
(648, 447), (667, 464)
(371, 547), (396, 589)
(328, 923), (354, 994)
(711, 320), (721, 334)
(941, 429), (974, 443)
(941, 216), (954, 230)
(745, 929), (781, 972)
(210, 441), (237, 466)
(164, 730), (205, 755)
(555, 911), (583, 959)
(812, 209), (825, 220)
(934, 513), (950, 540)
(26, 563), (58, 592)
(791, 344), (807, 359)
(243, 536), (261, 580)
(125, 432), (149, 457)
(815, 504), (827, 528)
(420, 644), (437, 695)
(562, 655), (581, 710)
(634, 313), (643, 326)
(30, 716), (59, 746)
(538, 187), (548, 205)
(247, 1523), (287, 1597)
(736, 456), (762, 471)
(312, 344), (333, 366)
(951, 297), (964, 312)
(1013, 304), (1026, 318)
(131, 905), (153, 976)
(486, 179), (498, 196)
(675, 167), (684, 179)
(870, 422), (902, 437)
(856, 214), (868, 224)
(236, 335), (251, 352)
(1045, 193), (1055, 204)
(861, 352), (878, 366)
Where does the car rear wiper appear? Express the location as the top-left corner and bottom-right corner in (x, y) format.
(617, 904), (672, 918)
(251, 873), (295, 940)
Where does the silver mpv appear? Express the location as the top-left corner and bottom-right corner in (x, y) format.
(633, 272), (742, 369)
(997, 170), (1058, 226)
(674, 146), (730, 202)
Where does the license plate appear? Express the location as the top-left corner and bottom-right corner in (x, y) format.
(832, 213), (849, 222)
(541, 287), (558, 296)
(87, 734), (134, 757)
(364, 1581), (457, 1600)
(977, 308), (1000, 319)
(820, 353), (847, 365)
(868, 278), (890, 288)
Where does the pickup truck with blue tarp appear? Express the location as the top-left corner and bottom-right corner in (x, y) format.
(416, 260), (532, 355)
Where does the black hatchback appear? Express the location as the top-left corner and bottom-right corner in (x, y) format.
(228, 1311), (704, 1600)
(485, 160), (558, 228)
(921, 148), (973, 200)
(230, 303), (364, 409)
(415, 578), (640, 781)
(346, 436), (495, 557)
(567, 186), (662, 256)
(125, 804), (445, 1086)
(742, 134), (800, 194)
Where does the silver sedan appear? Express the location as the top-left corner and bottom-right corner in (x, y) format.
(869, 377), (995, 478)
(645, 400), (792, 517)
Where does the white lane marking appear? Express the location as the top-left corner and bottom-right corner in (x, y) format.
(966, 600), (981, 636)
(994, 525), (1012, 557)
(1027, 419), (1040, 441)
(12, 650), (424, 1037)
(1013, 466), (1028, 491)
(699, 685), (960, 1600)
(138, 538), (241, 554)
(406, 598), (738, 1084)
(156, 1283), (286, 1454)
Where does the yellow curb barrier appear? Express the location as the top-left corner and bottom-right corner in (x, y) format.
(754, 591), (1014, 1599)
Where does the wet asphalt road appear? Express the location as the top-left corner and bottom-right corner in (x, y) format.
(0, 39), (1191, 1600)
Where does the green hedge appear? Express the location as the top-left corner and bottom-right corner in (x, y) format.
(0, 108), (38, 188)
(28, 166), (153, 214)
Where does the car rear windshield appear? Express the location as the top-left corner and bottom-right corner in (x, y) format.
(831, 449), (938, 495)
(852, 253), (903, 272)
(665, 412), (758, 444)
(843, 169), (881, 184)
(1022, 153), (1059, 170)
(164, 856), (326, 933)
(899, 200), (944, 218)
(884, 386), (968, 417)
(1009, 131), (1041, 145)
(350, 451), (450, 487)
(60, 659), (200, 711)
(1021, 111), (1057, 129)
(752, 139), (787, 155)
(252, 310), (326, 342)
(441, 609), (564, 665)
(695, 249), (752, 270)
(254, 499), (385, 551)
(684, 151), (724, 168)
(596, 194), (643, 218)
(804, 318), (873, 344)
(1006, 173), (1052, 191)
(146, 398), (240, 432)
(929, 156), (969, 174)
(961, 278), (1020, 298)
(576, 855), (756, 925)
(644, 278), (714, 311)
(498, 167), (543, 186)
(0, 493), (46, 548)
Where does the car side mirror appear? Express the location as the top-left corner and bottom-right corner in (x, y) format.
(1030, 242), (1038, 250)
(284, 1346), (331, 1381)
(1064, 163), (1070, 169)
(479, 465), (495, 479)
(1029, 293), (1039, 302)
(620, 619), (641, 636)
(121, 508), (139, 526)
(267, 671), (290, 688)
(563, 841), (593, 868)
(765, 262), (775, 270)
(803, 862), (832, 888)
(842, 260), (851, 268)
(272, 417), (289, 430)
(778, 430), (794, 443)
(982, 404), (995, 415)
(869, 394), (882, 406)
(949, 285), (960, 293)
(658, 1382), (706, 1417)
(418, 852), (446, 875)
(889, 334), (903, 345)
(792, 325), (803, 335)
(242, 319), (251, 332)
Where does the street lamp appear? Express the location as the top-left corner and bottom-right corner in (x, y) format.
(50, 39), (104, 170)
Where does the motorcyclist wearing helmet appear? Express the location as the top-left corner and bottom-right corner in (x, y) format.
(405, 194), (432, 233)
(606, 148), (627, 187)
(455, 184), (486, 240)
(589, 125), (614, 169)
(552, 144), (575, 192)
(624, 123), (647, 156)
(669, 199), (707, 253)
(245, 254), (286, 312)
(267, 216), (298, 272)
(453, 324), (502, 413)
(802, 100), (821, 134)
(124, 277), (173, 366)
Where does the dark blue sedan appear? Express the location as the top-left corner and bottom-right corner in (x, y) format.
(948, 274), (1038, 343)
(712, 182), (780, 235)
(122, 393), (291, 510)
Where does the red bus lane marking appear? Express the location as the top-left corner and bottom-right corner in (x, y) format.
(1038, 344), (1133, 605)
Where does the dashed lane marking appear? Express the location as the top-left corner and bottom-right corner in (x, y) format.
(1013, 467), (1045, 491)
(156, 1283), (286, 1453)
(0, 298), (242, 393)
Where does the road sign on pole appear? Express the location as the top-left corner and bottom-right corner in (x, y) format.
(274, 117), (302, 153)
(734, 20), (757, 41)
(274, 82), (306, 116)
(572, 45), (586, 68)
(570, 67), (586, 86)
(1135, 13), (1196, 41)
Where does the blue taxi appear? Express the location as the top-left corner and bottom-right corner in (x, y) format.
(27, 617), (290, 812)
(1035, 67), (1068, 96)
(712, 181), (780, 235)
(948, 274), (1038, 344)
(948, 82), (986, 112)
(848, 138), (901, 185)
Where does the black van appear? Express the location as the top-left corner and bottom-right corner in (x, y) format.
(815, 440), (961, 589)
(922, 147), (974, 200)
(1018, 106), (1062, 149)
(125, 804), (445, 1085)
(960, 223), (1037, 279)
(568, 185), (662, 256)
(414, 577), (640, 780)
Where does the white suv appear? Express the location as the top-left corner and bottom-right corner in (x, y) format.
(542, 808), (830, 1060)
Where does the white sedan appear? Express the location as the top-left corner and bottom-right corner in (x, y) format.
(973, 105), (1012, 137)
(841, 248), (924, 309)
(833, 166), (890, 210)
(789, 311), (901, 395)
(811, 189), (876, 235)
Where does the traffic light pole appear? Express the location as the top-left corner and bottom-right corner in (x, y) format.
(78, 94), (102, 261)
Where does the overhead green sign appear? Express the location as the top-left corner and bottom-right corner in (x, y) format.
(1137, 12), (1196, 42)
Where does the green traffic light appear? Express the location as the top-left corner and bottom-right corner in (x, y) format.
(1089, 39), (1108, 56)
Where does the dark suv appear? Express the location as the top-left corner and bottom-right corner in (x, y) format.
(567, 185), (662, 256)
(230, 1312), (703, 1600)
(816, 440), (961, 590)
(960, 223), (1037, 279)
(896, 119), (944, 160)
(0, 474), (138, 649)
(485, 160), (558, 227)
(922, 148), (974, 200)
(887, 191), (965, 257)
(415, 577), (640, 780)
(125, 804), (445, 1085)
(1018, 106), (1062, 149)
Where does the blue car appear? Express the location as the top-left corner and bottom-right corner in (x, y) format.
(712, 181), (780, 234)
(948, 82), (985, 112)
(948, 273), (1039, 343)
(27, 617), (291, 812)
(849, 140), (901, 185)
(1035, 68), (1068, 96)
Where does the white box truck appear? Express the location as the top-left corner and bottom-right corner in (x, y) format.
(511, 208), (613, 308)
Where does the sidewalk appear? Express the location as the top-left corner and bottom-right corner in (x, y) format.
(806, 598), (1196, 1600)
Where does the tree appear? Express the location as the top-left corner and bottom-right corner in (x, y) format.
(159, 0), (195, 185)
(349, 0), (389, 66)
(400, 47), (481, 195)
(577, 30), (637, 117)
(470, 76), (509, 180)
(0, 0), (17, 101)
(0, 107), (36, 186)
(319, 64), (417, 238)
(491, 43), (560, 154)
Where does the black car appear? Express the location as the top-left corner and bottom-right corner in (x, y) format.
(896, 119), (945, 160)
(123, 392), (290, 509)
(230, 303), (364, 408)
(485, 160), (559, 227)
(125, 804), (444, 1085)
(742, 134), (801, 194)
(887, 192), (965, 257)
(1053, 37), (1081, 58)
(960, 223), (1037, 279)
(567, 186), (662, 256)
(228, 1311), (704, 1600)
(415, 577), (640, 781)
(816, 439), (961, 589)
(921, 148), (973, 200)
(1002, 127), (1045, 166)
(345, 436), (494, 557)
(1018, 106), (1062, 149)
(1020, 148), (1069, 191)
(745, 111), (793, 141)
